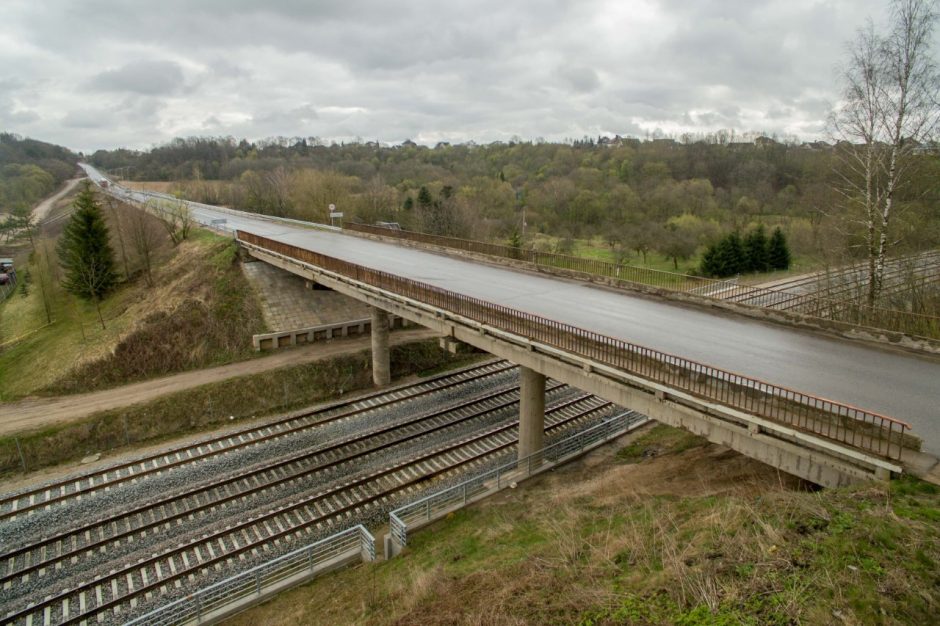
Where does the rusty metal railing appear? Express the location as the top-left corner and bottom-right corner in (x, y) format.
(344, 222), (940, 339)
(237, 230), (914, 461)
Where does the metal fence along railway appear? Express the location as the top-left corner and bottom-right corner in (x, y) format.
(390, 411), (647, 548)
(344, 222), (940, 339)
(123, 525), (375, 626)
(238, 231), (913, 461)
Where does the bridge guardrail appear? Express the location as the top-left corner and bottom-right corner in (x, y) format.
(236, 231), (914, 461)
(390, 411), (645, 548)
(344, 222), (940, 339)
(123, 524), (374, 626)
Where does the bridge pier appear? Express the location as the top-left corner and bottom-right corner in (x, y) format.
(371, 306), (391, 387)
(519, 366), (546, 466)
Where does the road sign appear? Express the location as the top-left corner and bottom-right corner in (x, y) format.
(330, 212), (344, 218)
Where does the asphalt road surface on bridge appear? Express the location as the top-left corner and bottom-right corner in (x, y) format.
(80, 165), (940, 453)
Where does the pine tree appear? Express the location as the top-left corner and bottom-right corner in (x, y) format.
(416, 186), (433, 210)
(744, 225), (769, 273)
(57, 182), (118, 329)
(714, 231), (745, 277)
(700, 243), (719, 276)
(768, 227), (791, 271)
(701, 231), (747, 278)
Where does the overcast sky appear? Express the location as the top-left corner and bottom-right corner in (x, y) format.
(0, 0), (918, 153)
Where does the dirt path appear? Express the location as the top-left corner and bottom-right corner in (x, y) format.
(0, 328), (437, 435)
(32, 177), (82, 224)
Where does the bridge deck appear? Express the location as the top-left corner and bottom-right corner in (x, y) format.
(81, 165), (940, 454)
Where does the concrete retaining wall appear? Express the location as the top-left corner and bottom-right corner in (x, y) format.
(252, 315), (408, 351)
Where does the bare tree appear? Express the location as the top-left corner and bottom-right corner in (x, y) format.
(831, 21), (885, 304)
(155, 198), (193, 246)
(104, 195), (131, 279)
(832, 0), (939, 305)
(128, 209), (162, 287)
(875, 0), (939, 300)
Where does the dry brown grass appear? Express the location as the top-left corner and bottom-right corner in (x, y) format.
(228, 425), (940, 626)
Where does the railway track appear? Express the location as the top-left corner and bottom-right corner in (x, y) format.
(0, 379), (569, 590)
(726, 250), (940, 311)
(2, 390), (625, 625)
(0, 359), (517, 521)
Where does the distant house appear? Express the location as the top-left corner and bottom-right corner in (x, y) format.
(400, 139), (418, 148)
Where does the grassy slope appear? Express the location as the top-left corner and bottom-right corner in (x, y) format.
(0, 341), (479, 477)
(0, 217), (265, 399)
(230, 425), (940, 626)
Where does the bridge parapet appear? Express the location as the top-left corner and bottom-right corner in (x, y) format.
(237, 231), (920, 484)
(344, 222), (940, 340)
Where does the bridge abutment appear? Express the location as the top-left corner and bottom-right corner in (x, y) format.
(519, 366), (546, 464)
(371, 306), (391, 387)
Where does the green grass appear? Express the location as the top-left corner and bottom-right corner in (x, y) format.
(225, 425), (940, 626)
(0, 268), (138, 399)
(0, 339), (473, 476)
(526, 234), (825, 285)
(616, 424), (708, 463)
(0, 225), (257, 399)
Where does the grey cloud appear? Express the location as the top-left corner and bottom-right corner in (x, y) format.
(87, 60), (187, 95)
(0, 0), (904, 151)
(62, 109), (110, 129)
(557, 65), (600, 94)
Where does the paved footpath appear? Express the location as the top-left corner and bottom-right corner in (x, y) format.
(0, 328), (437, 436)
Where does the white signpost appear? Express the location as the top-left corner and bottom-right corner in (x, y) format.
(329, 204), (343, 227)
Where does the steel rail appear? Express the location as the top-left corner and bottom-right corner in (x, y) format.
(0, 380), (568, 587)
(3, 395), (611, 626)
(0, 360), (514, 520)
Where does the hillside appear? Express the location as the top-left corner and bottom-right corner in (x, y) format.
(230, 424), (940, 626)
(0, 190), (266, 399)
(0, 132), (78, 219)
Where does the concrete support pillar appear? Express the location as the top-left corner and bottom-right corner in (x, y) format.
(518, 366), (546, 466)
(371, 306), (391, 387)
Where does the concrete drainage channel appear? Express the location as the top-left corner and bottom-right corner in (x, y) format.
(119, 411), (649, 626)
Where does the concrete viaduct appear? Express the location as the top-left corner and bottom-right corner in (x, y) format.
(79, 164), (940, 488)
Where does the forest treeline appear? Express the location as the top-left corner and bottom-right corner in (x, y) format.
(0, 133), (78, 215)
(90, 135), (940, 274)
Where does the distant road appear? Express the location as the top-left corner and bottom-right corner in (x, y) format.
(32, 177), (82, 224)
(0, 329), (436, 436)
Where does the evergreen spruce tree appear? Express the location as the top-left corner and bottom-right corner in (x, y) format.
(768, 227), (791, 271)
(744, 225), (769, 273)
(712, 231), (745, 277)
(416, 186), (433, 210)
(57, 182), (118, 329)
(700, 243), (720, 277)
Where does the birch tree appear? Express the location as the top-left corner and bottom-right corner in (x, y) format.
(832, 0), (939, 306)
